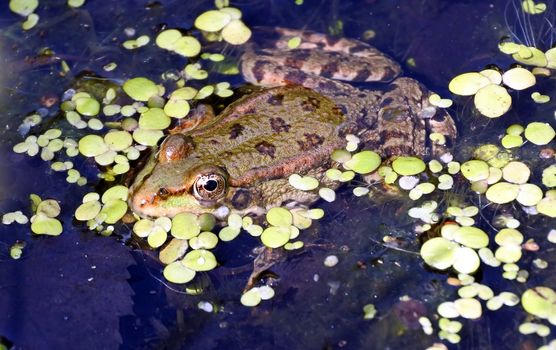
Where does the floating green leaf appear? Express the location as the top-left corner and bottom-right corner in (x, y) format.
(344, 150), (381, 174)
(524, 122), (555, 145)
(392, 156), (426, 176)
(123, 77), (159, 102)
(163, 261), (196, 284)
(182, 249), (217, 271)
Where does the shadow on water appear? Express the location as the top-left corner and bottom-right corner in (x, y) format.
(0, 0), (555, 349)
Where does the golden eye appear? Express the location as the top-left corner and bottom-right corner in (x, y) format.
(193, 173), (227, 201)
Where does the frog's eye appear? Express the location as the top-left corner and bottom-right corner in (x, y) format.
(193, 173), (227, 201)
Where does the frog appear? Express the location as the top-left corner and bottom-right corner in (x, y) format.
(129, 28), (457, 220)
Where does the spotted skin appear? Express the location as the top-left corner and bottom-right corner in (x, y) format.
(129, 28), (456, 219)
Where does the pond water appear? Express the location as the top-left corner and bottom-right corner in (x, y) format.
(0, 0), (555, 349)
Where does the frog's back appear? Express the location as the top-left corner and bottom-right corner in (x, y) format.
(185, 85), (346, 185)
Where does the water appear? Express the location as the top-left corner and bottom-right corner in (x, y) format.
(0, 0), (555, 349)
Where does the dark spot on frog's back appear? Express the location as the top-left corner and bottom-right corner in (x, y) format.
(354, 68), (372, 81)
(380, 97), (394, 108)
(255, 141), (276, 158)
(284, 56), (305, 70)
(321, 61), (339, 77)
(231, 189), (252, 210)
(284, 69), (309, 85)
(253, 60), (271, 82)
(229, 123), (245, 139)
(297, 133), (325, 151)
(269, 117), (290, 133)
(267, 93), (284, 106)
(301, 96), (321, 112)
(382, 66), (398, 81)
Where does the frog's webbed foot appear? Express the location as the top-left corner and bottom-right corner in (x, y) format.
(374, 77), (456, 158)
(244, 246), (286, 292)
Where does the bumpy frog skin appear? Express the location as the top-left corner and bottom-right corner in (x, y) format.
(129, 28), (456, 219)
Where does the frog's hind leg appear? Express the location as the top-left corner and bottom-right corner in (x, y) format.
(375, 77), (456, 157)
(242, 28), (400, 85)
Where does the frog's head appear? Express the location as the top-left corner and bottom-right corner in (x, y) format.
(129, 134), (240, 218)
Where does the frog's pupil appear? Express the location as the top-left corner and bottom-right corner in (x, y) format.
(204, 179), (218, 192)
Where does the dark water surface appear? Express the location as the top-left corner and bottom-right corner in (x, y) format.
(0, 0), (555, 349)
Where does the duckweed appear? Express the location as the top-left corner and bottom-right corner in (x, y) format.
(318, 187), (336, 202)
(182, 249), (217, 271)
(261, 226), (291, 248)
(159, 238), (189, 265)
(454, 298), (482, 319)
(240, 288), (262, 307)
(363, 304), (377, 320)
(502, 67), (536, 90)
(22, 13), (39, 30)
(139, 108), (171, 130)
(522, 0), (547, 14)
(474, 84), (512, 118)
(448, 72), (490, 96)
(221, 19), (252, 45)
(392, 156), (426, 176)
(543, 165), (556, 187)
(195, 10), (232, 32)
(123, 77), (159, 102)
(524, 122), (555, 145)
(485, 182), (520, 204)
(531, 91), (550, 103)
(171, 213), (200, 239)
(163, 261), (196, 284)
(9, 0), (38, 16)
(521, 287), (556, 324)
(344, 150), (381, 174)
(2, 211), (29, 225)
(288, 174), (319, 191)
(30, 198), (63, 236)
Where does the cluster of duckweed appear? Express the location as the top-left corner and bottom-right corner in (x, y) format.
(459, 136), (556, 217)
(194, 2), (252, 45)
(156, 30), (201, 57)
(1, 195), (63, 258)
(9, 0), (85, 30)
(29, 195), (63, 236)
(78, 131), (137, 175)
(428, 93), (453, 109)
(2, 211), (29, 225)
(240, 285), (275, 307)
(421, 224), (488, 274)
(122, 35), (150, 50)
(74, 186), (128, 235)
(522, 0), (547, 14)
(347, 104), (555, 346)
(130, 203), (325, 302)
(499, 37), (556, 69)
(288, 134), (383, 202)
(448, 67), (536, 118)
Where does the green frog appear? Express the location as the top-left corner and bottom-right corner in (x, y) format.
(129, 28), (456, 220)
